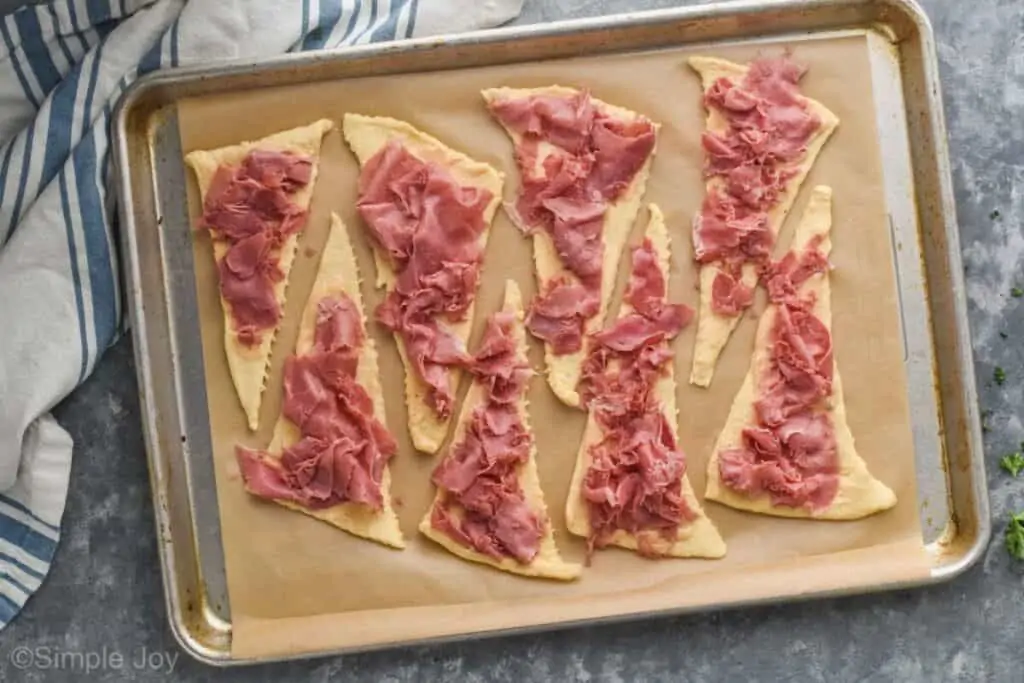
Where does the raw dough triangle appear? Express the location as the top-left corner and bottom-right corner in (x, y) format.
(185, 118), (333, 430)
(565, 205), (726, 559)
(482, 86), (659, 408)
(705, 186), (897, 520)
(342, 114), (504, 454)
(248, 213), (404, 548)
(688, 56), (839, 388)
(420, 280), (582, 581)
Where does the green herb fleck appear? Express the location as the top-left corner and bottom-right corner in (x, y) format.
(1013, 287), (1024, 298)
(1000, 331), (1009, 339)
(1002, 452), (1024, 477)
(1007, 512), (1024, 560)
(990, 209), (1002, 220)
(995, 367), (1007, 386)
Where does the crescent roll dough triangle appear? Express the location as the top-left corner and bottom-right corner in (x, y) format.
(565, 205), (726, 559)
(688, 56), (839, 388)
(705, 186), (896, 520)
(185, 118), (333, 430)
(342, 114), (504, 454)
(420, 280), (582, 581)
(482, 86), (659, 408)
(253, 213), (404, 548)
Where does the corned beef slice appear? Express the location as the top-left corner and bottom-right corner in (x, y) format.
(717, 239), (840, 509)
(488, 91), (656, 354)
(430, 312), (543, 564)
(579, 240), (696, 555)
(199, 150), (313, 346)
(356, 141), (493, 418)
(236, 294), (397, 510)
(693, 56), (821, 316)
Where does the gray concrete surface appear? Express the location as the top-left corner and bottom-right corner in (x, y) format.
(0, 0), (1020, 680)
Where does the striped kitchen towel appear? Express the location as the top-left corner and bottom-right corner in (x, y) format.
(0, 0), (522, 629)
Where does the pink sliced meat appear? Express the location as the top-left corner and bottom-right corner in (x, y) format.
(692, 55), (822, 317)
(692, 190), (773, 265)
(356, 141), (493, 419)
(709, 271), (755, 317)
(198, 149), (313, 347)
(236, 294), (397, 511)
(577, 239), (696, 558)
(717, 240), (840, 510)
(524, 278), (600, 355)
(429, 310), (544, 565)
(487, 90), (656, 355)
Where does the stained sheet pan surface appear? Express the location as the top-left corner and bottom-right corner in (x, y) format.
(112, 0), (988, 666)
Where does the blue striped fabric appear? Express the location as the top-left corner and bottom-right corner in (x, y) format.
(0, 0), (521, 630)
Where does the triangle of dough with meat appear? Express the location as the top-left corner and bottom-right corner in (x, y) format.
(342, 114), (504, 454)
(250, 213), (404, 548)
(481, 86), (658, 408)
(705, 186), (896, 519)
(185, 119), (333, 430)
(419, 280), (581, 581)
(688, 56), (839, 388)
(565, 205), (726, 559)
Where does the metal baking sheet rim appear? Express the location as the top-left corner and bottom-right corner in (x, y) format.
(112, 0), (990, 666)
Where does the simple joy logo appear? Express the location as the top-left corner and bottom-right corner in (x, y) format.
(8, 644), (179, 675)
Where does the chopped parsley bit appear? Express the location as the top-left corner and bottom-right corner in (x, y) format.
(1002, 452), (1024, 477)
(995, 366), (1007, 386)
(1000, 331), (1009, 339)
(1007, 512), (1024, 560)
(1013, 287), (1024, 298)
(990, 209), (1002, 220)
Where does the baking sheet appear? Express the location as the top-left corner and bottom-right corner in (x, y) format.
(178, 33), (930, 659)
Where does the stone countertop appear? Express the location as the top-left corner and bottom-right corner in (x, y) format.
(1, 0), (1019, 680)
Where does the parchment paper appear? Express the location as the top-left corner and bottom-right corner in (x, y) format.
(178, 33), (930, 660)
